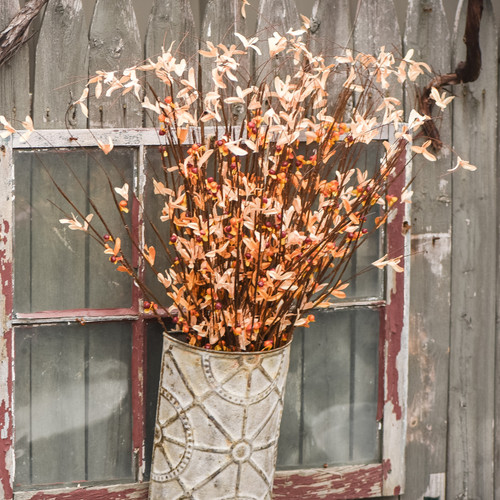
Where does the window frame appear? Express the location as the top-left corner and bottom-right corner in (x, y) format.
(0, 127), (410, 499)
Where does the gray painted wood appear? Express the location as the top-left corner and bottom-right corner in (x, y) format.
(404, 1), (452, 498)
(449, 1), (498, 498)
(309, 0), (352, 109)
(353, 0), (402, 56)
(200, 0), (247, 124)
(144, 0), (196, 126)
(88, 0), (143, 128)
(33, 0), (89, 129)
(0, 0), (30, 123)
(255, 0), (299, 81)
(353, 0), (402, 111)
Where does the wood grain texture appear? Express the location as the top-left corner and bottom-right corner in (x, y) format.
(449, 0), (497, 498)
(353, 0), (402, 110)
(200, 0), (247, 124)
(33, 0), (89, 129)
(404, 1), (452, 498)
(88, 0), (142, 128)
(144, 0), (196, 126)
(0, 0), (30, 123)
(255, 0), (299, 81)
(309, 0), (352, 109)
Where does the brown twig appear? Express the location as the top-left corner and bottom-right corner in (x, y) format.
(419, 0), (483, 149)
(0, 0), (49, 68)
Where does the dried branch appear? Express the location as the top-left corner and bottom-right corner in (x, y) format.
(0, 0), (49, 68)
(419, 0), (483, 149)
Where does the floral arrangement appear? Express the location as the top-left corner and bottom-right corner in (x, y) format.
(1, 19), (467, 353)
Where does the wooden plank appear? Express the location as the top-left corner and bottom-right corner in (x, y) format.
(13, 482), (148, 499)
(144, 0), (196, 120)
(32, 0), (89, 129)
(403, 1), (452, 497)
(200, 0), (247, 124)
(449, 0), (497, 498)
(0, 0), (30, 124)
(309, 0), (352, 108)
(88, 0), (143, 128)
(353, 0), (402, 108)
(255, 0), (299, 80)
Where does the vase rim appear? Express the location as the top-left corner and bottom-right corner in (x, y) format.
(163, 330), (292, 356)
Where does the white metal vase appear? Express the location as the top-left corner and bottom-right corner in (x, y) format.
(149, 332), (291, 500)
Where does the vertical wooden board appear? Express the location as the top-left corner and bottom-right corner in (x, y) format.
(88, 0), (143, 128)
(309, 0), (352, 107)
(255, 0), (300, 80)
(200, 0), (248, 124)
(144, 0), (196, 119)
(30, 325), (86, 484)
(353, 0), (402, 109)
(353, 0), (401, 55)
(405, 0), (452, 233)
(449, 1), (498, 498)
(0, 0), (30, 124)
(88, 323), (132, 481)
(403, 1), (452, 497)
(145, 0), (196, 61)
(32, 0), (89, 129)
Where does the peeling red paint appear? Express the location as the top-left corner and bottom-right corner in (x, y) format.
(394, 486), (401, 495)
(24, 485), (148, 500)
(0, 215), (14, 499)
(132, 320), (146, 477)
(273, 464), (383, 499)
(382, 458), (392, 480)
(383, 151), (407, 421)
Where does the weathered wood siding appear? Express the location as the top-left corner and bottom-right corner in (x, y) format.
(0, 0), (499, 499)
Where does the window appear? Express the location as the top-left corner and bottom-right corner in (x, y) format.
(1, 127), (409, 498)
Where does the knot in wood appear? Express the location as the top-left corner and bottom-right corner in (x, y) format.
(309, 18), (320, 34)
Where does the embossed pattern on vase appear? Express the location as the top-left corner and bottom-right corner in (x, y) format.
(149, 334), (291, 500)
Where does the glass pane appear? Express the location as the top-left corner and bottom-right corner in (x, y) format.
(143, 147), (174, 306)
(341, 142), (384, 301)
(277, 308), (381, 469)
(14, 148), (135, 313)
(14, 322), (133, 488)
(144, 320), (166, 480)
